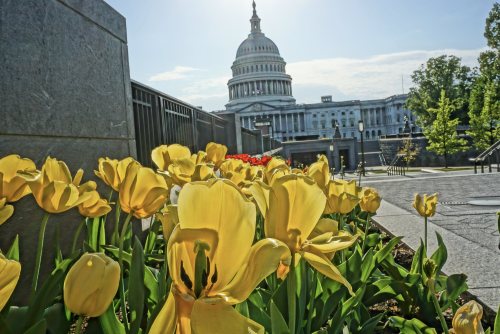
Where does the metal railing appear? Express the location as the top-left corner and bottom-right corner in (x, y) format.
(131, 81), (229, 167)
(379, 152), (387, 166)
(470, 139), (500, 174)
(387, 154), (406, 176)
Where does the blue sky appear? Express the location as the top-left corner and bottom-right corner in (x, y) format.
(105, 0), (496, 111)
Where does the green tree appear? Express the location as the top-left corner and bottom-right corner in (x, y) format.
(468, 82), (500, 150)
(406, 55), (474, 129)
(424, 90), (468, 168)
(398, 137), (420, 170)
(468, 3), (500, 150)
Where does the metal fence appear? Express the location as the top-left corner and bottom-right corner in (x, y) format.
(131, 81), (229, 166)
(132, 80), (279, 165)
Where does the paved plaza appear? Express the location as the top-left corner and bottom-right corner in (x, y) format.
(359, 170), (500, 313)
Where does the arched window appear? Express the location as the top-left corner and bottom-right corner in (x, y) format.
(371, 130), (376, 138)
(366, 131), (370, 139)
(378, 130), (382, 136)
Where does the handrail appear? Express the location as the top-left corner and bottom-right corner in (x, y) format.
(470, 139), (500, 174)
(387, 154), (406, 176)
(470, 139), (500, 161)
(379, 153), (387, 166)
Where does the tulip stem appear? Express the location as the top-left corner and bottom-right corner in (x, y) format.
(429, 285), (449, 334)
(287, 253), (296, 334)
(361, 214), (372, 253)
(118, 213), (133, 332)
(424, 216), (428, 251)
(112, 203), (121, 246)
(71, 218), (87, 254)
(74, 315), (84, 334)
(30, 212), (50, 299)
(305, 268), (317, 334)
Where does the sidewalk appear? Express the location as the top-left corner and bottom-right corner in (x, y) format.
(372, 199), (500, 313)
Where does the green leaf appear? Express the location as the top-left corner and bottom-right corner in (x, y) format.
(359, 312), (385, 334)
(387, 316), (437, 334)
(374, 236), (403, 264)
(235, 301), (250, 317)
(360, 250), (375, 283)
(5, 235), (19, 261)
(128, 237), (145, 334)
(24, 319), (47, 334)
(493, 303), (500, 334)
(270, 300), (290, 334)
(44, 303), (71, 334)
(99, 302), (126, 334)
(430, 232), (447, 274)
(442, 274), (468, 308)
(25, 259), (74, 331)
(410, 241), (426, 275)
(365, 233), (381, 247)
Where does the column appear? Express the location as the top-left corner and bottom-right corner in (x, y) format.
(279, 114), (283, 133)
(285, 113), (289, 134)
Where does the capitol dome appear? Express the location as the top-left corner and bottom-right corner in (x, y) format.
(226, 1), (295, 110)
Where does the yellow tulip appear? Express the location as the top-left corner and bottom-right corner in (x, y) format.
(167, 158), (196, 186)
(77, 181), (112, 218)
(219, 158), (247, 175)
(149, 179), (290, 334)
(191, 151), (207, 165)
(0, 198), (14, 225)
(263, 157), (288, 184)
(156, 205), (179, 242)
(413, 193), (438, 217)
(20, 157), (92, 214)
(0, 154), (36, 202)
(359, 187), (381, 213)
(205, 142), (227, 168)
(291, 168), (304, 175)
(152, 144), (191, 171)
(94, 157), (136, 191)
(191, 164), (215, 182)
(307, 160), (330, 191)
(324, 180), (360, 214)
(119, 163), (169, 219)
(450, 300), (484, 334)
(250, 175), (357, 293)
(63, 253), (120, 317)
(0, 254), (21, 311)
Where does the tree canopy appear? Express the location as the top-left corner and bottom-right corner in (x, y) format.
(406, 55), (474, 129)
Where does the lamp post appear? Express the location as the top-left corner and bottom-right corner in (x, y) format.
(358, 120), (365, 176)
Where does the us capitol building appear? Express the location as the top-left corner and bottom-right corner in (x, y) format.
(216, 1), (418, 145)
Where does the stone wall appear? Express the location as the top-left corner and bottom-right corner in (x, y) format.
(0, 0), (136, 302)
(379, 136), (479, 167)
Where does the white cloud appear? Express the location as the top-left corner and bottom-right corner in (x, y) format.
(181, 75), (231, 94)
(149, 66), (201, 82)
(287, 48), (485, 103)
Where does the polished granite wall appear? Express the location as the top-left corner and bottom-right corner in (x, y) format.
(0, 0), (136, 302)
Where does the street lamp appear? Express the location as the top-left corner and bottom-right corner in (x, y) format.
(358, 120), (365, 176)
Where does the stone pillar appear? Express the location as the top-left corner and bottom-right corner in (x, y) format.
(0, 0), (136, 303)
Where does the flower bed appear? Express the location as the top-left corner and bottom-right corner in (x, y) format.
(0, 142), (497, 334)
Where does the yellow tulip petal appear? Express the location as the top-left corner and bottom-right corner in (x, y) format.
(0, 254), (21, 311)
(267, 175), (326, 250)
(302, 251), (353, 295)
(156, 205), (179, 242)
(248, 181), (270, 217)
(309, 218), (339, 239)
(0, 202), (14, 225)
(177, 180), (256, 292)
(191, 300), (264, 334)
(216, 238), (291, 304)
(148, 291), (177, 334)
(167, 226), (219, 296)
(451, 300), (484, 334)
(307, 160), (330, 190)
(304, 232), (358, 254)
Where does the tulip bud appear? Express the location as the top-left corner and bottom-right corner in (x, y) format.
(64, 253), (120, 317)
(359, 187), (381, 213)
(119, 163), (169, 218)
(0, 254), (21, 311)
(451, 300), (484, 334)
(205, 142), (227, 168)
(413, 193), (438, 218)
